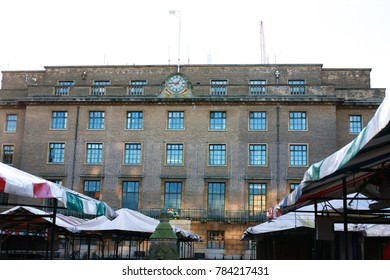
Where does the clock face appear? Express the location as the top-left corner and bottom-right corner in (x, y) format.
(166, 74), (187, 94)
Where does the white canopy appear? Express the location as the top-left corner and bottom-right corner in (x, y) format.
(1, 205), (85, 230)
(69, 208), (200, 241)
(364, 224), (390, 237)
(1, 206), (199, 241)
(242, 206), (314, 237)
(0, 162), (63, 198)
(0, 162), (117, 219)
(242, 193), (390, 240)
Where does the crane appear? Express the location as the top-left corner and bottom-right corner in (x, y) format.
(259, 20), (267, 64)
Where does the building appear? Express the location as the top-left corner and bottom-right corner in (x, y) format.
(0, 64), (385, 259)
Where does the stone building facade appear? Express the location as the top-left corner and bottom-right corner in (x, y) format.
(0, 64), (385, 259)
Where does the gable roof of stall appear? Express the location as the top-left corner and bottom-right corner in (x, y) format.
(0, 206), (86, 233)
(0, 206), (199, 241)
(242, 193), (390, 240)
(68, 208), (200, 241)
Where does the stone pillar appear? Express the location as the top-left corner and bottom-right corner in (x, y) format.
(148, 213), (180, 260)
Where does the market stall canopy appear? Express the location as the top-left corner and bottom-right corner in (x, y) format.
(364, 224), (390, 237)
(242, 205), (314, 239)
(242, 193), (390, 240)
(270, 94), (390, 216)
(0, 206), (85, 232)
(69, 208), (200, 241)
(0, 162), (117, 219)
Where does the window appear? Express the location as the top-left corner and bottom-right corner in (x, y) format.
(249, 183), (267, 217)
(126, 111), (143, 130)
(249, 111), (266, 130)
(55, 81), (74, 95)
(207, 230), (225, 249)
(43, 179), (62, 207)
(288, 80), (305, 95)
(83, 180), (100, 200)
(129, 80), (146, 95)
(91, 80), (110, 95)
(48, 143), (65, 163)
(290, 183), (300, 193)
(167, 111), (184, 130)
(2, 145), (14, 164)
(5, 114), (17, 132)
(289, 112), (307, 131)
(210, 80), (227, 95)
(88, 111), (105, 129)
(289, 144), (308, 166)
(350, 115), (362, 134)
(166, 144), (183, 165)
(122, 181), (139, 210)
(208, 182), (225, 218)
(0, 192), (9, 204)
(249, 144), (267, 166)
(249, 80), (266, 95)
(49, 179), (63, 185)
(209, 144), (226, 165)
(124, 143), (141, 165)
(209, 111), (226, 130)
(164, 182), (182, 211)
(51, 111), (68, 129)
(86, 143), (103, 164)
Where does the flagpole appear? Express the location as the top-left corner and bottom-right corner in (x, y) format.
(177, 10), (181, 73)
(169, 10), (181, 73)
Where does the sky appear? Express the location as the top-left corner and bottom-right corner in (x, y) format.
(0, 0), (389, 93)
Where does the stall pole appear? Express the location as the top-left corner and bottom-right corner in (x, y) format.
(50, 198), (58, 260)
(342, 177), (349, 260)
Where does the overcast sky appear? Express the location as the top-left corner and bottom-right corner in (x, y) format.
(0, 0), (389, 93)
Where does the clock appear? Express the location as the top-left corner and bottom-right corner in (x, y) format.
(166, 73), (187, 94)
(159, 73), (192, 97)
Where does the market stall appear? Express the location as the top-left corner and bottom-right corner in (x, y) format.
(0, 162), (117, 258)
(264, 94), (390, 259)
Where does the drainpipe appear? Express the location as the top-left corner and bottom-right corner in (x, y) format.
(71, 106), (80, 190)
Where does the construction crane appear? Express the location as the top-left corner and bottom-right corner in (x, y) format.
(259, 20), (267, 64)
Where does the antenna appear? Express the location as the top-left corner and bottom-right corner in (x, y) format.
(259, 20), (267, 64)
(207, 45), (212, 64)
(187, 45), (190, 65)
(23, 74), (37, 86)
(168, 46), (171, 65)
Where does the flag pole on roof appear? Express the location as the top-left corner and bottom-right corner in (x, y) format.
(169, 9), (181, 73)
